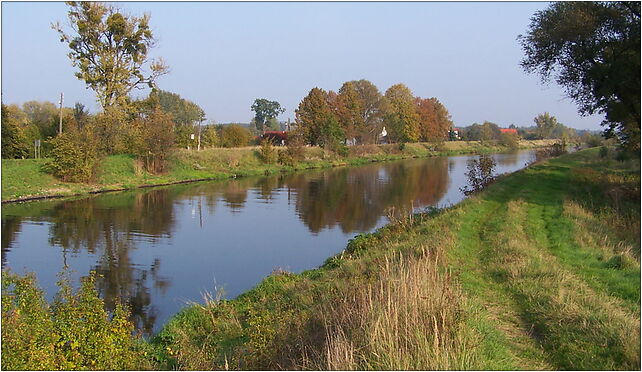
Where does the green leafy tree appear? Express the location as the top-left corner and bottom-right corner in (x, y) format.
(200, 125), (218, 148)
(251, 99), (285, 132)
(266, 117), (281, 131)
(22, 101), (59, 139)
(1, 104), (30, 159)
(384, 84), (420, 143)
(519, 1), (640, 150)
(463, 122), (501, 142)
(53, 2), (169, 109)
(146, 89), (205, 126)
(295, 87), (344, 148)
(533, 112), (559, 139)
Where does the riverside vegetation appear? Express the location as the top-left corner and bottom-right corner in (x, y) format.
(2, 147), (639, 370)
(1, 139), (555, 202)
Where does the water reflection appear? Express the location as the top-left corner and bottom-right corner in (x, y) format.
(1, 150), (535, 334)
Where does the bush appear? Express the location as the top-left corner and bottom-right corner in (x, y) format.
(335, 144), (349, 157)
(219, 124), (252, 148)
(258, 139), (278, 164)
(46, 126), (100, 183)
(285, 130), (306, 163)
(599, 146), (609, 158)
(1, 271), (152, 370)
(277, 149), (295, 166)
(584, 133), (604, 148)
(499, 132), (519, 149)
(459, 154), (496, 195)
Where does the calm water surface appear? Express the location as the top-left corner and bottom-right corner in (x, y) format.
(1, 150), (536, 334)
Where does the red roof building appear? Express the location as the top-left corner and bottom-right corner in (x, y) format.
(500, 128), (518, 134)
(261, 131), (288, 145)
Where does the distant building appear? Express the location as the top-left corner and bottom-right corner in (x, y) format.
(262, 131), (288, 146)
(450, 127), (461, 140)
(500, 128), (518, 134)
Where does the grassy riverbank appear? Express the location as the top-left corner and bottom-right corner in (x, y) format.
(1, 140), (554, 202)
(149, 147), (639, 370)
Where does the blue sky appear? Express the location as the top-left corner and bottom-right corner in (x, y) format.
(2, 1), (604, 129)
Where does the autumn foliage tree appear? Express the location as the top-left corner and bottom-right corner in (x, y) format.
(349, 79), (387, 144)
(415, 97), (453, 142)
(133, 106), (175, 173)
(335, 82), (366, 144)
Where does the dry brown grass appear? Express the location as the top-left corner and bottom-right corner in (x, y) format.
(301, 247), (474, 370)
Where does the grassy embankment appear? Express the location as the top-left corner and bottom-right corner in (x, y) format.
(1, 140), (554, 202)
(150, 147), (640, 370)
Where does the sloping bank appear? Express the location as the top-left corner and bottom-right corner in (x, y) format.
(150, 148), (640, 370)
(1, 140), (554, 203)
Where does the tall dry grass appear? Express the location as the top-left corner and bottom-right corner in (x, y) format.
(302, 247), (475, 370)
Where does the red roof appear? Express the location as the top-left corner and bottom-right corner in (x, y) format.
(500, 128), (518, 134)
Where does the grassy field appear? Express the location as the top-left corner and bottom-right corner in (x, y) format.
(148, 147), (640, 370)
(1, 140), (554, 202)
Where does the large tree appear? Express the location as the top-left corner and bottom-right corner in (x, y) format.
(533, 112), (560, 139)
(251, 99), (285, 132)
(53, 2), (169, 109)
(336, 82), (365, 144)
(519, 2), (640, 150)
(295, 88), (343, 147)
(415, 97), (453, 142)
(349, 79), (386, 144)
(384, 84), (420, 143)
(146, 89), (205, 126)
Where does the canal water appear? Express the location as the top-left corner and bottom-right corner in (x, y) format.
(1, 150), (536, 335)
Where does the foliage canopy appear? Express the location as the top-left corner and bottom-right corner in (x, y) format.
(53, 2), (169, 109)
(519, 1), (640, 150)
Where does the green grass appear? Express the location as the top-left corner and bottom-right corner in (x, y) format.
(1, 140), (556, 202)
(148, 148), (639, 370)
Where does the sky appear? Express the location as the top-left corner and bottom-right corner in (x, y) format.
(1, 1), (604, 130)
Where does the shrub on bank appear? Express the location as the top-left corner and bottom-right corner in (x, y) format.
(258, 139), (278, 164)
(46, 126), (100, 183)
(1, 271), (152, 370)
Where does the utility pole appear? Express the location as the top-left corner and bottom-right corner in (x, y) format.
(197, 118), (203, 151)
(58, 92), (64, 135)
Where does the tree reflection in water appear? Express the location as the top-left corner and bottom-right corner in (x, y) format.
(1, 156), (466, 334)
(41, 191), (175, 335)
